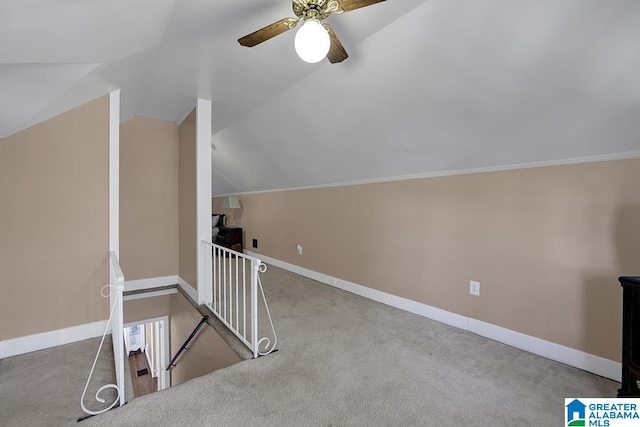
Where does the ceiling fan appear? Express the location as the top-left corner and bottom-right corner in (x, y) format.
(238, 0), (386, 64)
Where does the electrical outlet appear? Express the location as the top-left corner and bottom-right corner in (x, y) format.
(297, 244), (303, 255)
(252, 238), (258, 248)
(470, 281), (480, 296)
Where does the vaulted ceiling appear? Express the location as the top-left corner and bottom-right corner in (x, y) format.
(2, 0), (640, 195)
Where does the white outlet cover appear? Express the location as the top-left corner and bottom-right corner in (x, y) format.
(470, 281), (480, 296)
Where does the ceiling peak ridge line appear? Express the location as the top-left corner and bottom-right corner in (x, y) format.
(176, 97), (212, 126)
(214, 150), (640, 197)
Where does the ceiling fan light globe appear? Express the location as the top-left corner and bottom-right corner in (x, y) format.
(294, 19), (330, 63)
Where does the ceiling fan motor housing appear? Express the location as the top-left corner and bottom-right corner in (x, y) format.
(293, 0), (339, 21)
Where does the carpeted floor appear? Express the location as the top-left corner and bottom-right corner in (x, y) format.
(2, 264), (620, 426)
(0, 335), (117, 426)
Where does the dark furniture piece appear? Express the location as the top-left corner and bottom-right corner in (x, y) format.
(211, 213), (225, 242)
(215, 226), (243, 253)
(212, 213), (225, 229)
(618, 276), (640, 397)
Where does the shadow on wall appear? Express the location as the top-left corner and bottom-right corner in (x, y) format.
(583, 204), (640, 362)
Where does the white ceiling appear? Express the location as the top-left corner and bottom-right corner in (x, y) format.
(2, 0), (640, 195)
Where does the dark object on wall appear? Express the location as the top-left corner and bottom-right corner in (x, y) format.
(253, 238), (258, 248)
(216, 226), (243, 253)
(618, 276), (640, 397)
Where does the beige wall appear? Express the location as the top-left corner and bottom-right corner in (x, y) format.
(0, 96), (110, 339)
(123, 294), (171, 324)
(120, 117), (179, 280)
(169, 293), (241, 386)
(178, 109), (197, 290)
(220, 158), (640, 362)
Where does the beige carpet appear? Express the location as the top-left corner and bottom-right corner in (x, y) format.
(2, 264), (619, 425)
(86, 264), (617, 426)
(0, 335), (117, 426)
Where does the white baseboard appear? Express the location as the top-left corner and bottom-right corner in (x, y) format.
(246, 251), (621, 382)
(124, 275), (179, 292)
(467, 318), (620, 382)
(0, 320), (109, 359)
(178, 276), (199, 303)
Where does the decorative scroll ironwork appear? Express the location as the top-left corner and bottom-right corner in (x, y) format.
(256, 263), (278, 356)
(80, 284), (122, 416)
(283, 17), (300, 29)
(326, 0), (343, 14)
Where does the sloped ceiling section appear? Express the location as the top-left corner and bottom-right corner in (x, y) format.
(212, 0), (640, 194)
(1, 0), (639, 194)
(0, 63), (101, 134)
(0, 0), (177, 137)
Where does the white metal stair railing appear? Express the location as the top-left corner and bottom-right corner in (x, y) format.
(80, 251), (125, 416)
(201, 241), (277, 358)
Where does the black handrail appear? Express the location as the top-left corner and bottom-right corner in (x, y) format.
(166, 315), (209, 370)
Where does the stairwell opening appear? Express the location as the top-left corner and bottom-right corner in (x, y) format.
(122, 288), (243, 400)
(123, 316), (169, 399)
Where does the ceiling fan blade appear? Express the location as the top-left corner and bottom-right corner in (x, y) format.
(324, 24), (348, 64)
(338, 0), (385, 13)
(238, 18), (298, 47)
